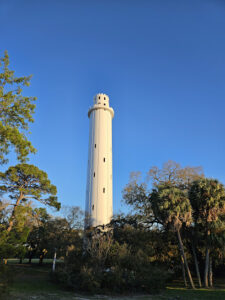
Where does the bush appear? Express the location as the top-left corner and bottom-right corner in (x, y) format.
(0, 264), (13, 298)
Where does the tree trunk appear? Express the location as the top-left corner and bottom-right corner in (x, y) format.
(192, 242), (202, 287)
(209, 256), (213, 287)
(39, 255), (43, 265)
(177, 229), (195, 289)
(19, 257), (22, 264)
(181, 255), (187, 287)
(204, 247), (209, 287)
(7, 193), (24, 233)
(29, 254), (32, 264)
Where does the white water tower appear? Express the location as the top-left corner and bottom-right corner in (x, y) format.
(85, 93), (114, 228)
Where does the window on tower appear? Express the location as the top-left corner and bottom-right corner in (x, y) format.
(92, 204), (94, 210)
(103, 158), (105, 162)
(95, 144), (96, 148)
(103, 188), (105, 193)
(94, 172), (95, 177)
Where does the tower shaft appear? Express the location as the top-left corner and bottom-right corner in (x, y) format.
(85, 94), (114, 228)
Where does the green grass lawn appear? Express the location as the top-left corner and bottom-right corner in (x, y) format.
(2, 261), (225, 300)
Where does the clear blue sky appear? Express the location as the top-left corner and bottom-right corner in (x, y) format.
(1, 0), (225, 214)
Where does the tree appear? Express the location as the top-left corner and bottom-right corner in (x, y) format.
(123, 161), (204, 227)
(189, 178), (225, 287)
(38, 217), (71, 264)
(150, 184), (195, 289)
(0, 201), (35, 260)
(86, 229), (113, 273)
(9, 202), (34, 263)
(123, 161), (204, 286)
(111, 214), (179, 272)
(62, 205), (84, 230)
(26, 208), (51, 263)
(148, 160), (203, 190)
(0, 163), (60, 233)
(122, 180), (156, 228)
(0, 51), (36, 164)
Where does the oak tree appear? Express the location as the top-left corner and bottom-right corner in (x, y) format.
(148, 160), (203, 190)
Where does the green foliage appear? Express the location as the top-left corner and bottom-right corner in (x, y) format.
(0, 50), (36, 164)
(0, 202), (34, 258)
(122, 161), (203, 228)
(26, 208), (83, 264)
(0, 264), (13, 298)
(55, 228), (169, 294)
(123, 163), (225, 290)
(0, 164), (60, 210)
(188, 178), (225, 260)
(151, 184), (192, 230)
(189, 178), (225, 226)
(106, 241), (169, 293)
(189, 178), (225, 286)
(112, 217), (179, 268)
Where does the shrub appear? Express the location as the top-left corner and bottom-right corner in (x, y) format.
(54, 237), (169, 295)
(0, 264), (13, 298)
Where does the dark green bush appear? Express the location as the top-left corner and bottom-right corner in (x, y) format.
(54, 236), (170, 295)
(0, 264), (13, 298)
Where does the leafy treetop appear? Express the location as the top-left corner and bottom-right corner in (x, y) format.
(0, 50), (36, 164)
(0, 164), (60, 210)
(189, 178), (225, 225)
(150, 184), (192, 231)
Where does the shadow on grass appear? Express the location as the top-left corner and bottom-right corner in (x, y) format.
(3, 263), (225, 300)
(165, 287), (225, 300)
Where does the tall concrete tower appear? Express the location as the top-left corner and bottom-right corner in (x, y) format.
(85, 93), (114, 228)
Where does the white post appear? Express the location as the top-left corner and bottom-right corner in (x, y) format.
(52, 249), (57, 272)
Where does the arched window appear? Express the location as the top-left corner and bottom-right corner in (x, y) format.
(103, 188), (105, 193)
(103, 158), (105, 162)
